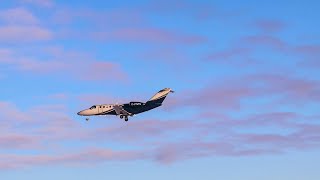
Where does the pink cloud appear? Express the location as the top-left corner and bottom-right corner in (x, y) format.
(93, 27), (206, 45)
(168, 81), (256, 111)
(168, 74), (320, 112)
(146, 116), (319, 163)
(0, 134), (38, 149)
(77, 61), (127, 81)
(207, 47), (252, 60)
(239, 127), (320, 150)
(294, 45), (320, 56)
(16, 58), (66, 73)
(0, 25), (52, 42)
(0, 148), (144, 169)
(248, 74), (320, 102)
(20, 0), (54, 7)
(52, 8), (144, 26)
(253, 19), (286, 33)
(90, 119), (192, 143)
(0, 7), (39, 25)
(0, 102), (34, 123)
(0, 48), (128, 82)
(145, 0), (222, 22)
(206, 47), (256, 66)
(51, 6), (206, 45)
(1, 99), (320, 168)
(294, 45), (320, 66)
(0, 48), (12, 63)
(241, 35), (288, 51)
(292, 45), (320, 68)
(152, 140), (281, 164)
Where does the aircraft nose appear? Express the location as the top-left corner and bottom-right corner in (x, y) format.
(77, 110), (84, 115)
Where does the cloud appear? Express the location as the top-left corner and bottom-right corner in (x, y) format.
(206, 47), (256, 66)
(145, 0), (224, 21)
(0, 25), (52, 42)
(248, 74), (320, 103)
(0, 48), (12, 63)
(294, 45), (320, 67)
(0, 134), (38, 149)
(0, 7), (39, 25)
(207, 47), (251, 60)
(92, 27), (206, 45)
(253, 19), (286, 33)
(0, 48), (128, 82)
(0, 148), (144, 170)
(50, 7), (206, 45)
(20, 0), (54, 7)
(77, 61), (127, 81)
(241, 35), (288, 51)
(0, 101), (34, 124)
(294, 45), (320, 56)
(166, 74), (320, 112)
(0, 98), (320, 169)
(0, 7), (52, 43)
(52, 8), (144, 26)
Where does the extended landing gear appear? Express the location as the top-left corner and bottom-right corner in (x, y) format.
(120, 115), (129, 121)
(85, 118), (89, 121)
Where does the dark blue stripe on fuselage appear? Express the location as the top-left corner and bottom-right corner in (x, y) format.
(122, 96), (167, 115)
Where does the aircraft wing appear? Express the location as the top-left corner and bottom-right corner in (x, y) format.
(113, 105), (131, 116)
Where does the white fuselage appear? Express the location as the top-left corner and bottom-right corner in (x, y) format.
(77, 104), (116, 116)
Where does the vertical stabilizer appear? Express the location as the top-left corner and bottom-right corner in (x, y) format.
(147, 88), (174, 105)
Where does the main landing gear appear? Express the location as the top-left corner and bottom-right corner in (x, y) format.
(85, 118), (89, 121)
(120, 115), (129, 121)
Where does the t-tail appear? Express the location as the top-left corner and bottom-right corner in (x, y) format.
(146, 88), (174, 105)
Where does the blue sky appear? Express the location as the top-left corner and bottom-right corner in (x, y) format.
(0, 0), (320, 179)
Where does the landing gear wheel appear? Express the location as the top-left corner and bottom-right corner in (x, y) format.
(125, 116), (128, 121)
(85, 118), (89, 121)
(120, 115), (124, 119)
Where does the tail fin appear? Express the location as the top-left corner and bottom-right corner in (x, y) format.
(147, 88), (174, 105)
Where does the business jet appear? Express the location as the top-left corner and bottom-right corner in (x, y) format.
(77, 88), (174, 121)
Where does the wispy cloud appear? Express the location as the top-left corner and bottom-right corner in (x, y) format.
(0, 47), (128, 82)
(0, 7), (52, 43)
(241, 35), (288, 51)
(20, 0), (54, 8)
(166, 74), (320, 111)
(253, 19), (286, 33)
(0, 97), (319, 169)
(0, 7), (39, 25)
(92, 27), (207, 45)
(0, 25), (52, 42)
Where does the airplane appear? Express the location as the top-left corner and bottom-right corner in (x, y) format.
(77, 88), (174, 121)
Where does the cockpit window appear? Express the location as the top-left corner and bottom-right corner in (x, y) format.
(90, 105), (96, 109)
